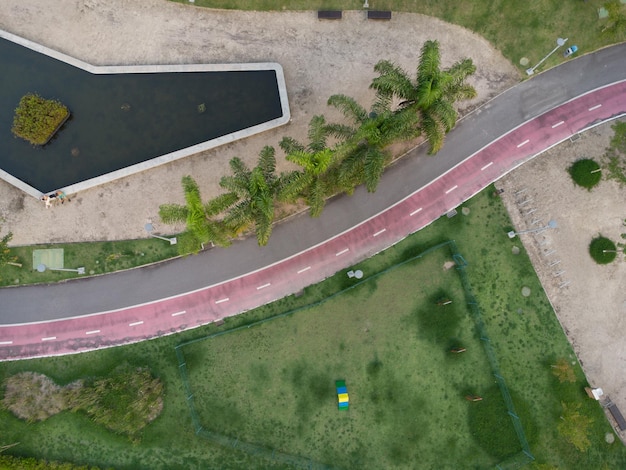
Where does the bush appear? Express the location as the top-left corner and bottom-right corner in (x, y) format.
(11, 93), (70, 145)
(568, 159), (601, 190)
(589, 236), (617, 264)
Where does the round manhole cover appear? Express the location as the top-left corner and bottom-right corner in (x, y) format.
(522, 286), (531, 297)
(520, 57), (530, 66)
(461, 207), (470, 215)
(512, 246), (520, 255)
(606, 433), (615, 444)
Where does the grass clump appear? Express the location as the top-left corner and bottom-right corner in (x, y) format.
(604, 120), (626, 185)
(589, 235), (617, 264)
(11, 93), (70, 146)
(568, 158), (601, 190)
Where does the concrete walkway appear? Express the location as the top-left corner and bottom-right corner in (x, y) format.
(1, 43), (626, 360)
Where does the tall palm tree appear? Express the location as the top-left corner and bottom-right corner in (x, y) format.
(159, 175), (237, 254)
(279, 115), (337, 217)
(326, 94), (417, 193)
(370, 40), (476, 154)
(219, 146), (283, 246)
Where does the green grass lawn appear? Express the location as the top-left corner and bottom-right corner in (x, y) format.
(0, 239), (179, 287)
(170, 0), (626, 75)
(182, 248), (507, 469)
(1, 186), (625, 469)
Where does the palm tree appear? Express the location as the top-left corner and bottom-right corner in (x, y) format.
(370, 40), (476, 154)
(326, 94), (417, 193)
(279, 115), (337, 217)
(159, 176), (237, 254)
(219, 146), (283, 246)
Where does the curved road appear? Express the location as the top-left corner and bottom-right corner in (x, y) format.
(1, 43), (626, 360)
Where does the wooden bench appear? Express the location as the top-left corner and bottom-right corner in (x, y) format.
(367, 10), (392, 20)
(318, 10), (342, 20)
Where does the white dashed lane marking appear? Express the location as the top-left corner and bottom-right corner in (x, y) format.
(481, 162), (493, 171)
(516, 139), (530, 148)
(85, 330), (100, 335)
(551, 121), (564, 128)
(445, 185), (458, 194)
(171, 311), (186, 317)
(588, 104), (602, 111)
(42, 336), (56, 341)
(410, 208), (423, 216)
(373, 228), (386, 237)
(129, 321), (144, 327)
(215, 298), (229, 304)
(297, 266), (311, 274)
(335, 248), (349, 256)
(256, 283), (271, 290)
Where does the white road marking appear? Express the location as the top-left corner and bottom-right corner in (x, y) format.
(42, 336), (56, 341)
(85, 330), (100, 335)
(551, 121), (564, 128)
(256, 283), (271, 290)
(335, 248), (349, 256)
(297, 266), (311, 274)
(171, 311), (186, 317)
(445, 185), (458, 194)
(373, 228), (386, 237)
(129, 321), (144, 327)
(481, 162), (493, 171)
(516, 139), (530, 148)
(410, 208), (423, 216)
(588, 104), (602, 111)
(0, 341), (14, 345)
(215, 298), (230, 304)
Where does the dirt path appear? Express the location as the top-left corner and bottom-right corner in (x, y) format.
(0, 0), (518, 244)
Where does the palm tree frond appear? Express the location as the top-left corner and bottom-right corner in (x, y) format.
(327, 94), (368, 124)
(279, 136), (305, 155)
(158, 204), (188, 224)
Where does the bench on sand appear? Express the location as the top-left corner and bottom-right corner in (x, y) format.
(318, 10), (342, 20)
(367, 10), (392, 20)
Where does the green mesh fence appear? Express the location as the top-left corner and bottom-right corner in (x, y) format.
(449, 241), (534, 468)
(175, 240), (533, 469)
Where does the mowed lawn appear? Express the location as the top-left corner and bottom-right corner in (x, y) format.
(182, 247), (517, 469)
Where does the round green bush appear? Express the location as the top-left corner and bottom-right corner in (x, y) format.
(568, 159), (601, 190)
(589, 236), (617, 264)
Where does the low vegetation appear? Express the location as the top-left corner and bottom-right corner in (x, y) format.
(11, 93), (69, 146)
(604, 120), (626, 185)
(2, 364), (163, 441)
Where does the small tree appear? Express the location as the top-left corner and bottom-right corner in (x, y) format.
(558, 401), (593, 452)
(551, 358), (576, 383)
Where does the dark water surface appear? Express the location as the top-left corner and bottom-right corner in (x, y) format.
(0, 38), (283, 193)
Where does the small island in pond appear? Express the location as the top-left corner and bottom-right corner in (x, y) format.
(11, 93), (70, 146)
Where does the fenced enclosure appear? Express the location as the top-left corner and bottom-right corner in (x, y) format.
(175, 241), (533, 469)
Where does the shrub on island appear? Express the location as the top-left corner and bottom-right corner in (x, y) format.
(11, 93), (70, 145)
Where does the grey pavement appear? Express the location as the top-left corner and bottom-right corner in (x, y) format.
(1, 43), (625, 325)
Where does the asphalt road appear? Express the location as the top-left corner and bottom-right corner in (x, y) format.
(1, 43), (625, 325)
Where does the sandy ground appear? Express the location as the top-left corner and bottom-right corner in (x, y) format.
(0, 0), (518, 244)
(497, 121), (626, 436)
(1, 0), (624, 440)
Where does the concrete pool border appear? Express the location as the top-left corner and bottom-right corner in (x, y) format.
(0, 29), (291, 199)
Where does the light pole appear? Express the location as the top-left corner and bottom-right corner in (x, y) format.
(37, 264), (85, 275)
(144, 223), (177, 245)
(526, 38), (567, 76)
(508, 219), (557, 239)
